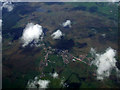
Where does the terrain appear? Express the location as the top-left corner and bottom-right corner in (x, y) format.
(2, 2), (120, 88)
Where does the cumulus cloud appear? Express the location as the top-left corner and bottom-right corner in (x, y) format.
(27, 77), (50, 89)
(62, 20), (71, 28)
(37, 80), (50, 88)
(51, 30), (63, 39)
(90, 47), (120, 80)
(52, 72), (58, 78)
(21, 23), (44, 47)
(1, 0), (14, 12)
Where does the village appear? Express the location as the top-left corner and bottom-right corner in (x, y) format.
(38, 44), (93, 71)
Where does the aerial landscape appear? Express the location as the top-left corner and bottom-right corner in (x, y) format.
(2, 2), (120, 89)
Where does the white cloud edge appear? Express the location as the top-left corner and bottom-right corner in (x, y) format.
(0, 0), (14, 12)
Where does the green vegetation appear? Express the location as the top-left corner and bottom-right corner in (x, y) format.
(66, 2), (118, 21)
(43, 54), (64, 73)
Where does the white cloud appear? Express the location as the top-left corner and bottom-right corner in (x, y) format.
(52, 72), (58, 78)
(1, 0), (14, 12)
(21, 23), (44, 47)
(107, 0), (118, 2)
(62, 20), (71, 28)
(27, 77), (50, 89)
(101, 34), (106, 38)
(90, 47), (96, 57)
(51, 30), (63, 39)
(37, 80), (50, 88)
(90, 47), (120, 80)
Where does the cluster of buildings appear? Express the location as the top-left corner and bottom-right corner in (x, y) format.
(38, 45), (93, 71)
